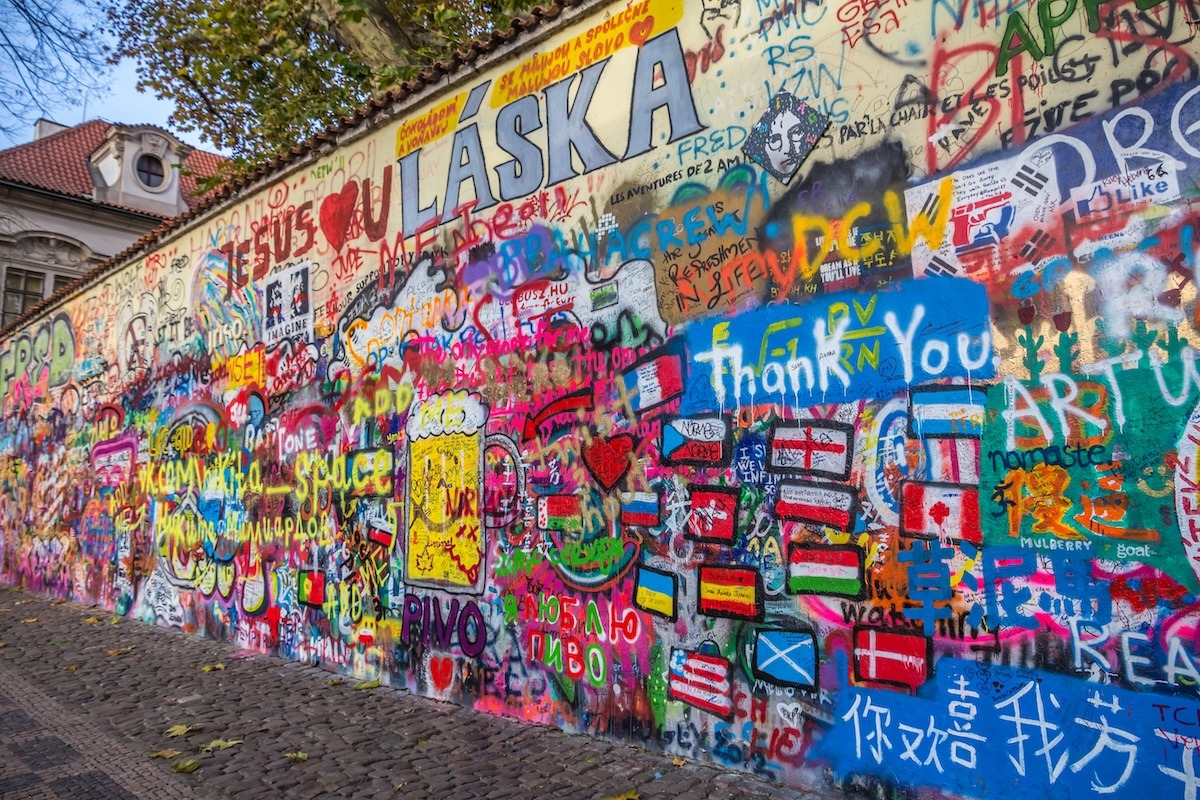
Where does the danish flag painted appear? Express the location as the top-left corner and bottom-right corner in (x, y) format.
(853, 627), (930, 689)
(901, 481), (981, 545)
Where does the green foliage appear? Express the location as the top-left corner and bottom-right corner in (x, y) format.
(103, 0), (540, 171)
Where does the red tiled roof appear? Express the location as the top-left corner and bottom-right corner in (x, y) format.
(0, 119), (226, 216)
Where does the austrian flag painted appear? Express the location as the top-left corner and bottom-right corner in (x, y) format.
(669, 649), (734, 718)
(901, 481), (981, 544)
(622, 348), (684, 412)
(775, 480), (857, 531)
(853, 627), (931, 689)
(769, 420), (853, 479)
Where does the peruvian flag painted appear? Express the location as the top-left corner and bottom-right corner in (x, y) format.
(901, 481), (981, 545)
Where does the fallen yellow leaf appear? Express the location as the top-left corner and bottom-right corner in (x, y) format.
(171, 757), (201, 773)
(354, 679), (381, 691)
(199, 738), (243, 754)
(106, 647), (134, 657)
(672, 757), (686, 766)
(327, 677), (345, 686)
(603, 792), (640, 800)
(109, 616), (120, 625)
(200, 662), (225, 673)
(165, 724), (198, 738)
(63, 665), (79, 672)
(22, 617), (37, 623)
(51, 599), (66, 605)
(284, 751), (308, 762)
(0, 642), (7, 649)
(83, 616), (100, 624)
(151, 749), (182, 759)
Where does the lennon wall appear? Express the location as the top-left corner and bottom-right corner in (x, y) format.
(4, 0), (1200, 794)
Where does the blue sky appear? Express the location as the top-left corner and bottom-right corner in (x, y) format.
(4, 58), (222, 154)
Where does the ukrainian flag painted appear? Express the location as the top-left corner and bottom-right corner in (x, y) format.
(635, 566), (676, 619)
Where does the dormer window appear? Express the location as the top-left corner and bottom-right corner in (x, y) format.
(136, 153), (165, 189)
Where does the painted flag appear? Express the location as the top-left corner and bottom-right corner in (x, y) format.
(753, 629), (817, 689)
(622, 351), (684, 412)
(775, 481), (856, 531)
(698, 566), (763, 620)
(661, 416), (731, 465)
(298, 569), (325, 606)
(686, 486), (739, 542)
(769, 421), (853, 479)
(621, 491), (661, 527)
(787, 545), (864, 597)
(853, 627), (930, 689)
(908, 386), (988, 438)
(923, 437), (981, 484)
(901, 481), (981, 545)
(669, 649), (734, 718)
(634, 565), (677, 620)
(537, 494), (582, 533)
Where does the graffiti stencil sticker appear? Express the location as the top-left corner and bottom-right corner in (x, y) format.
(263, 261), (312, 346)
(405, 392), (488, 594)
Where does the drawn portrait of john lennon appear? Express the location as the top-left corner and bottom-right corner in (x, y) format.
(743, 91), (831, 184)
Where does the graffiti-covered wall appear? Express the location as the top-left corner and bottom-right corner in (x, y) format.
(4, 0), (1200, 794)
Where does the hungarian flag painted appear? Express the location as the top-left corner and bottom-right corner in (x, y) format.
(769, 421), (853, 479)
(901, 481), (981, 544)
(853, 627), (930, 689)
(787, 545), (863, 597)
(698, 565), (763, 620)
(622, 352), (684, 412)
(775, 480), (856, 531)
(669, 649), (733, 718)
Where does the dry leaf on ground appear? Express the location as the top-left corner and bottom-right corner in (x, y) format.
(106, 647), (134, 657)
(83, 616), (100, 624)
(199, 738), (243, 754)
(109, 616), (120, 625)
(171, 757), (201, 773)
(672, 757), (686, 766)
(327, 677), (345, 686)
(63, 665), (79, 672)
(21, 617), (37, 623)
(165, 724), (198, 738)
(200, 662), (225, 673)
(151, 749), (182, 759)
(354, 679), (381, 691)
(284, 751), (308, 762)
(604, 791), (641, 800)
(0, 642), (8, 649)
(50, 599), (66, 605)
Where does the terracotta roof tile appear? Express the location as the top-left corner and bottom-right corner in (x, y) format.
(0, 119), (226, 214)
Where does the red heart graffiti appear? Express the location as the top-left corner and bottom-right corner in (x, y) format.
(583, 434), (634, 490)
(430, 656), (453, 691)
(628, 16), (655, 47)
(320, 181), (359, 252)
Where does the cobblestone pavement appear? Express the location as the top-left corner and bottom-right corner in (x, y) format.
(0, 587), (842, 800)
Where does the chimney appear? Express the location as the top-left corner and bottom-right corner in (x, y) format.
(34, 118), (68, 140)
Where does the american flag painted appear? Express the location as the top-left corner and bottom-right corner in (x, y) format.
(669, 649), (734, 718)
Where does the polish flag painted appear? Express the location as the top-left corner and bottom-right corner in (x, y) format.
(775, 480), (857, 531)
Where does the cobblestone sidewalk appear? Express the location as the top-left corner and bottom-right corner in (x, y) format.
(0, 587), (839, 799)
